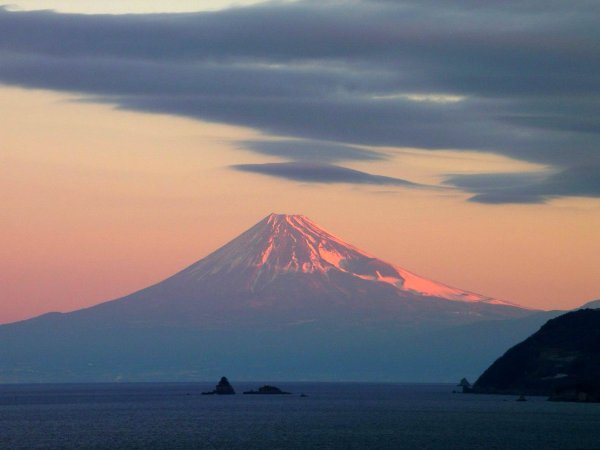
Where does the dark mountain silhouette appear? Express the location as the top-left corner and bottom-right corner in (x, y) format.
(471, 309), (600, 402)
(0, 213), (543, 382)
(578, 299), (600, 309)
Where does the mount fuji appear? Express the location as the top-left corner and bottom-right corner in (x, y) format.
(0, 213), (552, 382)
(63, 213), (527, 327)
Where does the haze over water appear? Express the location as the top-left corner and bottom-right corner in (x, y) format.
(2, 383), (599, 450)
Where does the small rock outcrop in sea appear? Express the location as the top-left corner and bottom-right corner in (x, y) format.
(470, 309), (600, 402)
(243, 385), (291, 395)
(457, 378), (472, 393)
(202, 376), (236, 395)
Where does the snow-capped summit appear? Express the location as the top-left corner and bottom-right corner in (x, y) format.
(70, 212), (528, 327)
(180, 213), (514, 306)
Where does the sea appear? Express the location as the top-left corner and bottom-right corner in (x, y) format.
(1, 382), (599, 450)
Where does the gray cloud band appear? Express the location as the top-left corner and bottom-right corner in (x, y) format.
(445, 166), (600, 204)
(0, 2), (598, 203)
(233, 162), (423, 187)
(238, 140), (385, 163)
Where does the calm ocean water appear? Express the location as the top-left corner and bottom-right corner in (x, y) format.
(1, 382), (599, 449)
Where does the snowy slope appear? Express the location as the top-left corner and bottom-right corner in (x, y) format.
(180, 213), (516, 306)
(47, 213), (531, 328)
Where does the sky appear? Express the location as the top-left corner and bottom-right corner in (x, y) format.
(1, 0), (599, 323)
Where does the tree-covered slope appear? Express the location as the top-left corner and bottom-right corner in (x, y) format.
(472, 309), (600, 402)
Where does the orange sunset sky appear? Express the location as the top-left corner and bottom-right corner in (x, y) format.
(1, 1), (599, 323)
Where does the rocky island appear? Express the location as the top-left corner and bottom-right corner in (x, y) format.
(202, 376), (236, 395)
(243, 385), (291, 395)
(470, 309), (600, 402)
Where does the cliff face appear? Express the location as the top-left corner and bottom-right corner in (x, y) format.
(472, 309), (600, 402)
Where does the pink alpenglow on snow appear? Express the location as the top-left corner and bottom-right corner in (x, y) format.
(185, 213), (518, 307)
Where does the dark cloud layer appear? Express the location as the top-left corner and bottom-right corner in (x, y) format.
(239, 140), (384, 162)
(233, 162), (422, 186)
(0, 2), (598, 202)
(445, 165), (600, 204)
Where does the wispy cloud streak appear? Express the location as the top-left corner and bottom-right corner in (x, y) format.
(233, 162), (424, 187)
(445, 165), (600, 204)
